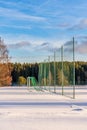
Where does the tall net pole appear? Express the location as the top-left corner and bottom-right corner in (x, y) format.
(44, 60), (46, 89)
(61, 46), (64, 95)
(48, 56), (51, 91)
(73, 37), (75, 99)
(38, 64), (41, 86)
(41, 63), (43, 88)
(39, 63), (42, 90)
(54, 51), (56, 93)
(27, 77), (30, 89)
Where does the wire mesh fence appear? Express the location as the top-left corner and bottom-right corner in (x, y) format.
(36, 38), (75, 98)
(4, 37), (87, 98)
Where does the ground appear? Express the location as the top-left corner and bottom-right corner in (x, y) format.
(0, 86), (87, 130)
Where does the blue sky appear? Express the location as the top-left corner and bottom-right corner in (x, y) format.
(0, 0), (87, 62)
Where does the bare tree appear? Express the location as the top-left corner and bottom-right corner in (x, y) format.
(0, 37), (12, 86)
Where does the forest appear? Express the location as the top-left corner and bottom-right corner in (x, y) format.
(11, 61), (87, 86)
(11, 63), (39, 86)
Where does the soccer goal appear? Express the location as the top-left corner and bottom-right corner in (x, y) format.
(27, 76), (41, 91)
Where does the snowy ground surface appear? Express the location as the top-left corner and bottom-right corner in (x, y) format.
(0, 86), (87, 130)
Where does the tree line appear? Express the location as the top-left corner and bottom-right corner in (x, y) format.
(10, 61), (87, 86)
(11, 63), (39, 85)
(38, 61), (87, 86)
(0, 37), (87, 86)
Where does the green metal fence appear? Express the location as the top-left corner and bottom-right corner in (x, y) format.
(38, 38), (76, 98)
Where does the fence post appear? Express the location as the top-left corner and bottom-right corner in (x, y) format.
(44, 60), (46, 89)
(61, 46), (64, 95)
(39, 63), (42, 90)
(54, 51), (56, 93)
(27, 77), (30, 89)
(73, 37), (75, 99)
(48, 56), (51, 91)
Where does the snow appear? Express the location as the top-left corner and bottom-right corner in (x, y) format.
(0, 86), (87, 130)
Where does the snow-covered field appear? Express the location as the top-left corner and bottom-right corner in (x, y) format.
(0, 86), (87, 130)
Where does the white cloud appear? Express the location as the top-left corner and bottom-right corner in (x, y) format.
(69, 19), (87, 30)
(7, 41), (31, 49)
(0, 7), (46, 22)
(0, 24), (31, 30)
(0, 0), (16, 5)
(6, 37), (63, 54)
(41, 23), (70, 30)
(76, 42), (87, 54)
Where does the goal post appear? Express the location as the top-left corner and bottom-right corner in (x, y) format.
(27, 77), (30, 89)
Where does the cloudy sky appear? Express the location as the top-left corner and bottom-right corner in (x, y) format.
(0, 0), (87, 62)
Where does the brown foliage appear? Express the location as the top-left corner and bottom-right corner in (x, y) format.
(0, 38), (12, 86)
